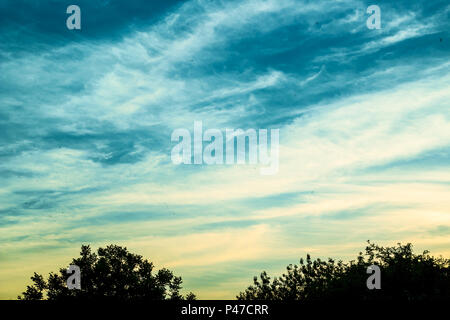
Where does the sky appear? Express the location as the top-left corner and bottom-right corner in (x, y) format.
(0, 0), (449, 299)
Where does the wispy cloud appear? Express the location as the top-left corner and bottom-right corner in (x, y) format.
(0, 0), (449, 299)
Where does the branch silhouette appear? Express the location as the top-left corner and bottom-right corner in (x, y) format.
(238, 241), (450, 301)
(19, 244), (196, 301)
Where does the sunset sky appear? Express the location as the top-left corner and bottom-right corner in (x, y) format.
(0, 0), (449, 299)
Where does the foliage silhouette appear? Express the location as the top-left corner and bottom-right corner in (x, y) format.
(238, 241), (450, 301)
(19, 244), (196, 301)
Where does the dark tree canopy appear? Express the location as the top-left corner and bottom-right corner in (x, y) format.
(19, 244), (196, 301)
(238, 241), (450, 301)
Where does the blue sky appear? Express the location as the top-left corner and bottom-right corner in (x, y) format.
(0, 0), (449, 299)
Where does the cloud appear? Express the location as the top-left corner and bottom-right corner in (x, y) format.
(0, 0), (449, 299)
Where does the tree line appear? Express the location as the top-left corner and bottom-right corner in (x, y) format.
(19, 241), (450, 301)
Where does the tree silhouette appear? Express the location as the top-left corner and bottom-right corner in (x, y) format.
(238, 241), (450, 301)
(19, 244), (196, 301)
